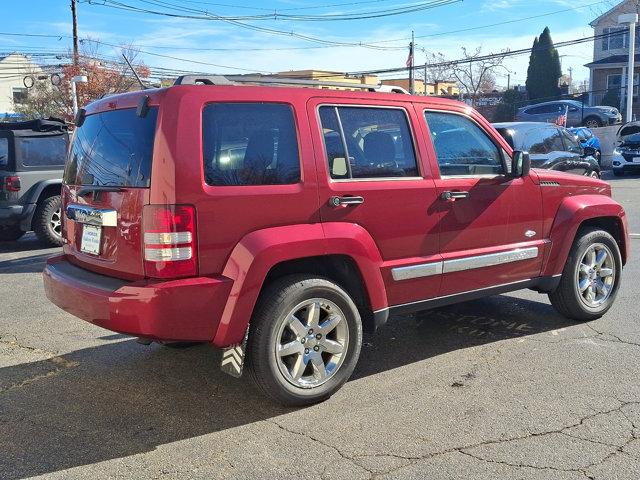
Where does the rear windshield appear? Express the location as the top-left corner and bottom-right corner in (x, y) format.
(16, 135), (67, 167)
(64, 107), (158, 187)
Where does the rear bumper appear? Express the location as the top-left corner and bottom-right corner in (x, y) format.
(43, 255), (233, 342)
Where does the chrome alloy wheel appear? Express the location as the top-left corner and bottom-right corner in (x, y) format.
(50, 208), (62, 236)
(576, 243), (615, 308)
(274, 298), (349, 388)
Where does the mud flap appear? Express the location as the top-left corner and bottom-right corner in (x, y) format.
(220, 329), (249, 378)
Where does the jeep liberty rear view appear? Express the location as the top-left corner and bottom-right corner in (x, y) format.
(43, 78), (629, 406)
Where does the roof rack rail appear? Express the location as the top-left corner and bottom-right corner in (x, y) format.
(173, 75), (408, 94)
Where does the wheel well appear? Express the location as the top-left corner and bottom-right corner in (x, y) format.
(262, 255), (375, 333)
(35, 184), (62, 204)
(582, 115), (601, 125)
(578, 216), (626, 264)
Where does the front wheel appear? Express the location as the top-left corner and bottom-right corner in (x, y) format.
(247, 275), (362, 406)
(583, 117), (602, 129)
(549, 228), (622, 321)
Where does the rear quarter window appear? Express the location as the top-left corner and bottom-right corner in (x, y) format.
(17, 135), (67, 167)
(0, 137), (8, 168)
(202, 103), (301, 186)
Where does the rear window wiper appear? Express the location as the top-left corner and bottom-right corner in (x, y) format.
(77, 185), (124, 196)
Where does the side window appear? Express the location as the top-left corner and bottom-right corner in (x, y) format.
(0, 138), (8, 167)
(521, 127), (559, 154)
(561, 129), (582, 154)
(318, 106), (418, 179)
(16, 135), (67, 167)
(424, 111), (504, 176)
(203, 103), (301, 186)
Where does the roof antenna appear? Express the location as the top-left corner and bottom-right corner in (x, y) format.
(122, 53), (147, 90)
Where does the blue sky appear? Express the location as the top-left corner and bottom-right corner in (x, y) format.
(1, 0), (619, 86)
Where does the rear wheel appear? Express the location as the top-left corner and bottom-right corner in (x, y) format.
(33, 195), (63, 246)
(549, 228), (622, 321)
(247, 275), (362, 406)
(0, 225), (24, 242)
(583, 117), (602, 129)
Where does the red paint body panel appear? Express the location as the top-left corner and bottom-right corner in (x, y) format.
(44, 85), (630, 348)
(44, 255), (232, 341)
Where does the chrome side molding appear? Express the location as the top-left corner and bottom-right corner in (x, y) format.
(66, 204), (117, 227)
(391, 247), (539, 281)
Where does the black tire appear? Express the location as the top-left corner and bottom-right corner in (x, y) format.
(0, 225), (24, 242)
(33, 195), (63, 246)
(583, 117), (602, 128)
(613, 169), (624, 177)
(247, 275), (363, 407)
(549, 228), (622, 322)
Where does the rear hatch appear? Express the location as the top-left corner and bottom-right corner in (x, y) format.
(63, 106), (158, 280)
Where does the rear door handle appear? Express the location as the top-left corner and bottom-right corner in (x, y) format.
(329, 195), (365, 207)
(440, 191), (469, 201)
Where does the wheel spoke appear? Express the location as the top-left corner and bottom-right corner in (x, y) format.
(585, 285), (596, 301)
(578, 278), (591, 293)
(585, 248), (596, 267)
(306, 302), (321, 329)
(279, 341), (302, 357)
(319, 314), (342, 335)
(322, 339), (344, 355)
(579, 263), (590, 276)
(595, 279), (607, 296)
(595, 249), (608, 268)
(599, 268), (613, 278)
(290, 354), (308, 381)
(287, 314), (307, 338)
(310, 354), (327, 381)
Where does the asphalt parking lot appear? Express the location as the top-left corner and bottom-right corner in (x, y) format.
(1, 174), (639, 480)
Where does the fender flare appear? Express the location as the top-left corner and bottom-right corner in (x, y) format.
(212, 222), (386, 347)
(543, 194), (629, 276)
(23, 179), (62, 205)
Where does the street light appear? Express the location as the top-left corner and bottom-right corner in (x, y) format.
(619, 13), (638, 122)
(70, 75), (88, 117)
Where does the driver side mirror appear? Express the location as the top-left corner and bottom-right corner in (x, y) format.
(511, 150), (531, 178)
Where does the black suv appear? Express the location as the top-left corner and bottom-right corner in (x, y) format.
(0, 118), (68, 245)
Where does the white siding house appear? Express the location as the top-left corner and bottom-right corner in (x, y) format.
(0, 53), (43, 118)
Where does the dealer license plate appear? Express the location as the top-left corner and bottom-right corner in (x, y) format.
(80, 224), (102, 255)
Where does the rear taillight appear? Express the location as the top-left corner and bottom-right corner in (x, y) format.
(4, 176), (21, 192)
(143, 205), (197, 279)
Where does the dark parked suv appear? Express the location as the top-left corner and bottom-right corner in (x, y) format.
(0, 118), (68, 245)
(43, 77), (629, 406)
(493, 122), (601, 177)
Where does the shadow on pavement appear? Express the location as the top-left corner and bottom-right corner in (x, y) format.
(0, 294), (580, 479)
(0, 233), (60, 254)
(0, 253), (55, 274)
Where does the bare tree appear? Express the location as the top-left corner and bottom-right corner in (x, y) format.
(419, 51), (452, 84)
(450, 47), (506, 106)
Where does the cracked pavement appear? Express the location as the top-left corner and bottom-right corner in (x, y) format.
(1, 176), (639, 479)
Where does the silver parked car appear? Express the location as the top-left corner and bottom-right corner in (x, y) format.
(515, 100), (621, 128)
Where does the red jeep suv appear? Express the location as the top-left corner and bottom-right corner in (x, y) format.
(43, 76), (629, 406)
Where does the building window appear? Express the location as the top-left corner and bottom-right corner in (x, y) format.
(602, 25), (640, 51)
(606, 73), (639, 98)
(12, 87), (27, 104)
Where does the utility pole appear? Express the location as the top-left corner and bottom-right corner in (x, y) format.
(71, 0), (79, 66)
(507, 73), (510, 90)
(619, 13), (638, 122)
(408, 31), (415, 95)
(424, 53), (427, 95)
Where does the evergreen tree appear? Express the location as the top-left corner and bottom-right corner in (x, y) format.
(525, 27), (562, 101)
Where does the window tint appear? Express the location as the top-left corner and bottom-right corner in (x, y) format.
(0, 138), (7, 167)
(203, 103), (300, 186)
(319, 106), (418, 179)
(561, 129), (582, 154)
(17, 135), (67, 167)
(519, 127), (563, 154)
(424, 112), (503, 176)
(64, 108), (157, 187)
